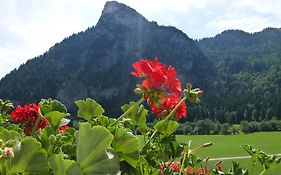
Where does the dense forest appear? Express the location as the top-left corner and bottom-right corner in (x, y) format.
(0, 1), (280, 124)
(193, 28), (281, 124)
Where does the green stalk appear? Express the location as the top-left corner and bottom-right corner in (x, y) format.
(250, 158), (255, 175)
(259, 169), (266, 175)
(1, 162), (5, 174)
(179, 150), (189, 174)
(141, 96), (187, 151)
(108, 98), (144, 127)
(31, 113), (43, 136)
(178, 143), (213, 174)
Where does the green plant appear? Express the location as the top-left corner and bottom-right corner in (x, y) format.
(0, 57), (279, 175)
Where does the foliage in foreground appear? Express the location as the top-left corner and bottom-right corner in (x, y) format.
(0, 58), (280, 175)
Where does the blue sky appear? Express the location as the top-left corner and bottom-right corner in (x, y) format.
(0, 0), (281, 78)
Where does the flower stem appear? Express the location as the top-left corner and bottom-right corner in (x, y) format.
(108, 98), (144, 127)
(141, 96), (187, 151)
(179, 150), (189, 174)
(191, 142), (213, 153)
(259, 169), (266, 175)
(31, 113), (42, 136)
(250, 158), (255, 175)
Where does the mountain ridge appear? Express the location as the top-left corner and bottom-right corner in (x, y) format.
(1, 1), (281, 122)
(0, 1), (216, 118)
(197, 26), (281, 122)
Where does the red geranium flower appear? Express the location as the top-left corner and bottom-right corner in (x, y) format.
(131, 57), (182, 95)
(11, 103), (49, 135)
(186, 167), (209, 175)
(160, 162), (181, 174)
(132, 57), (187, 119)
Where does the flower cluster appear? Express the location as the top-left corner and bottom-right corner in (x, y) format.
(131, 57), (186, 119)
(186, 167), (209, 175)
(10, 103), (49, 135)
(160, 162), (181, 174)
(160, 162), (210, 175)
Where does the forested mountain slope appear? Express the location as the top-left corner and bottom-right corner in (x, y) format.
(0, 1), (216, 117)
(197, 28), (281, 122)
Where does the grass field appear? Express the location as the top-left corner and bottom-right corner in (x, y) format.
(176, 132), (281, 175)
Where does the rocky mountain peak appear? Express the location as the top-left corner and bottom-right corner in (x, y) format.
(102, 1), (129, 14)
(96, 1), (148, 30)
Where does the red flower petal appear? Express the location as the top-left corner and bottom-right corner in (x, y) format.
(59, 125), (70, 133)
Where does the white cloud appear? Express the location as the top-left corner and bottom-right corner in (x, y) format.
(0, 0), (106, 78)
(0, 0), (280, 78)
(207, 16), (273, 33)
(205, 0), (281, 35)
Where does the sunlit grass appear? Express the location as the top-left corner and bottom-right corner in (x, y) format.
(176, 132), (281, 175)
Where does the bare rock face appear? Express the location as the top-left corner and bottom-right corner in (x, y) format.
(100, 1), (148, 26)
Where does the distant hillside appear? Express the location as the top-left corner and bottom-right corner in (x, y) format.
(197, 28), (281, 122)
(0, 1), (216, 117)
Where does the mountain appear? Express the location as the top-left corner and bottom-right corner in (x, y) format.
(1, 1), (281, 123)
(0, 1), (216, 117)
(197, 28), (281, 122)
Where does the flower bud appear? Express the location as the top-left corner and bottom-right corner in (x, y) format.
(186, 83), (192, 89)
(133, 88), (142, 94)
(197, 90), (204, 97)
(202, 142), (214, 148)
(3, 147), (14, 158)
(143, 93), (149, 99)
(49, 135), (57, 143)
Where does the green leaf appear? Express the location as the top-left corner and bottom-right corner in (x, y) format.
(112, 127), (140, 167)
(44, 111), (70, 130)
(121, 102), (147, 127)
(243, 144), (281, 170)
(0, 127), (21, 142)
(8, 137), (49, 175)
(75, 98), (105, 121)
(40, 126), (55, 148)
(50, 154), (76, 175)
(66, 162), (83, 175)
(76, 123), (120, 174)
(40, 99), (67, 116)
(50, 100), (67, 113)
(98, 115), (109, 127)
(231, 161), (248, 175)
(242, 144), (259, 157)
(7, 124), (24, 135)
(154, 120), (179, 135)
(263, 155), (281, 170)
(137, 125), (149, 135)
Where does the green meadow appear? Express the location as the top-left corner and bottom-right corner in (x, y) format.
(176, 132), (281, 175)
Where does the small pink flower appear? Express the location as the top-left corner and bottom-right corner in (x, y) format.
(3, 147), (14, 158)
